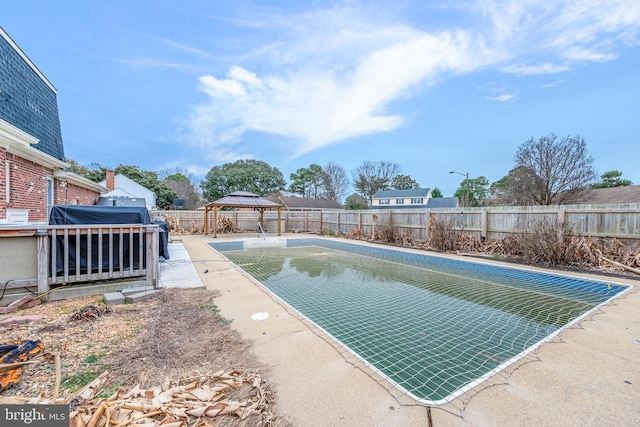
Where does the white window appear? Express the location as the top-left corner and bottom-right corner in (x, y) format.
(379, 199), (390, 205)
(396, 199), (404, 204)
(46, 176), (55, 217)
(410, 198), (423, 204)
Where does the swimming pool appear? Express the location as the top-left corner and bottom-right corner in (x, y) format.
(209, 238), (629, 405)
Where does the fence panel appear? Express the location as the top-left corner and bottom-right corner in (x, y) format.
(156, 204), (640, 247)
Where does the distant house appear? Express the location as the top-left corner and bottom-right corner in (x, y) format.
(98, 170), (156, 210)
(571, 185), (640, 205)
(372, 188), (459, 209)
(267, 193), (343, 211)
(0, 26), (105, 224)
(372, 188), (431, 209)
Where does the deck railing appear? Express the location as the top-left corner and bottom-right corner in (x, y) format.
(1, 224), (160, 301)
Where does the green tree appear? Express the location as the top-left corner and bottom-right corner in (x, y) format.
(161, 169), (202, 209)
(201, 159), (286, 202)
(514, 133), (596, 205)
(490, 166), (539, 206)
(352, 161), (401, 205)
(345, 193), (369, 210)
(453, 176), (490, 206)
(66, 160), (107, 182)
(430, 187), (443, 198)
(592, 170), (633, 188)
(391, 174), (420, 190)
(289, 164), (324, 198)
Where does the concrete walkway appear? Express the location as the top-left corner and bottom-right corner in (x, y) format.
(179, 234), (640, 427)
(158, 241), (205, 289)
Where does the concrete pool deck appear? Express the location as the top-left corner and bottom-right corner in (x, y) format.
(176, 233), (640, 426)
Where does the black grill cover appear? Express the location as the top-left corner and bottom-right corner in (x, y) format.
(48, 205), (167, 277)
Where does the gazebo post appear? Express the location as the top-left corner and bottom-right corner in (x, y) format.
(213, 206), (218, 238)
(204, 207), (209, 235)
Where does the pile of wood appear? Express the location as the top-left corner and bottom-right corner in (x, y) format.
(216, 217), (241, 234)
(398, 231), (414, 247)
(69, 305), (112, 322)
(164, 215), (185, 235)
(189, 221), (203, 234)
(609, 239), (640, 268)
(344, 228), (368, 240)
(4, 370), (272, 426)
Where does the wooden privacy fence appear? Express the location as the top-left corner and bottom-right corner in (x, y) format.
(158, 204), (640, 247)
(0, 224), (160, 302)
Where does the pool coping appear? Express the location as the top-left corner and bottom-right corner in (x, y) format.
(175, 234), (640, 425)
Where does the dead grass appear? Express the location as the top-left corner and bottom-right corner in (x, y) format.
(1, 288), (290, 426)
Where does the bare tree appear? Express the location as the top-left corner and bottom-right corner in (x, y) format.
(515, 134), (596, 205)
(490, 166), (539, 206)
(322, 161), (349, 202)
(352, 161), (401, 205)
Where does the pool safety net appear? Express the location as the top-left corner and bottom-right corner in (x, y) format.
(213, 239), (627, 405)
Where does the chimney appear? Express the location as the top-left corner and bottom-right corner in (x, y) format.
(106, 170), (115, 191)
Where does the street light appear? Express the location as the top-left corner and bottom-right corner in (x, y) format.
(449, 170), (469, 207)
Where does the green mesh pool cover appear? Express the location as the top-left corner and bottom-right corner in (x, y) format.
(211, 239), (627, 404)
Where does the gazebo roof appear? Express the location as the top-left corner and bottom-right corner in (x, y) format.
(203, 191), (283, 236)
(204, 191), (282, 209)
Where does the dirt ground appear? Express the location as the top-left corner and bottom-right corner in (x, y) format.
(1, 288), (291, 426)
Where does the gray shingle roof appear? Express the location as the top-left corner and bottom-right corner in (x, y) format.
(426, 197), (459, 208)
(572, 185), (640, 204)
(267, 194), (343, 210)
(205, 191), (282, 208)
(373, 188), (431, 198)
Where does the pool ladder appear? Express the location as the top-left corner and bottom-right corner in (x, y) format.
(257, 223), (266, 240)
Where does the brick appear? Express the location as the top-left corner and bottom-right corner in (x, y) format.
(22, 299), (41, 308)
(0, 306), (18, 315)
(8, 295), (33, 307)
(0, 314), (45, 326)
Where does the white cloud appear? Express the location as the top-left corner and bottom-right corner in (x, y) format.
(486, 93), (515, 102)
(183, 0), (640, 157)
(502, 63), (572, 75)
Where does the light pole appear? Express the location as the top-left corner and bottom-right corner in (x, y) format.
(449, 170), (469, 207)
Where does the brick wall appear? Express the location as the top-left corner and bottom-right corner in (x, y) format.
(54, 180), (101, 206)
(1, 149), (102, 222)
(4, 153), (51, 222)
(0, 147), (5, 218)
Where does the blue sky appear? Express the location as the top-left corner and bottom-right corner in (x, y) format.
(3, 0), (639, 198)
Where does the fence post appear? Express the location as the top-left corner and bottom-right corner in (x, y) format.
(558, 208), (566, 242)
(35, 229), (50, 302)
(481, 208), (488, 241)
(425, 209), (431, 241)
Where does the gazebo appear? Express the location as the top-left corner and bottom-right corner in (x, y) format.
(203, 191), (283, 238)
